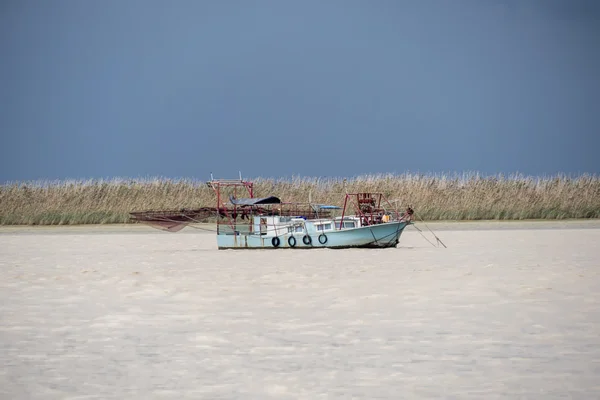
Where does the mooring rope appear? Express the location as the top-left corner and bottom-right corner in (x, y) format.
(412, 213), (447, 248)
(410, 223), (438, 247)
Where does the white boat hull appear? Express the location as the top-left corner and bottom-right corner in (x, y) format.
(217, 221), (410, 249)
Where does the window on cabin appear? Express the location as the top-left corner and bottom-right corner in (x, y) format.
(336, 221), (356, 229)
(288, 224), (304, 233)
(318, 223), (332, 231)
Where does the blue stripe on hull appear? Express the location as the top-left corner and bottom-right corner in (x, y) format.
(217, 222), (409, 249)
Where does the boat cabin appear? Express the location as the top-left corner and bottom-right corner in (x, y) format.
(250, 215), (363, 237)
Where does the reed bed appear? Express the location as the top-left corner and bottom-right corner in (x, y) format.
(0, 173), (598, 225)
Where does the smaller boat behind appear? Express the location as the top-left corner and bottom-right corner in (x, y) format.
(130, 177), (413, 249)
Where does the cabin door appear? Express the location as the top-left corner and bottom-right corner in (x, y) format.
(260, 218), (267, 234)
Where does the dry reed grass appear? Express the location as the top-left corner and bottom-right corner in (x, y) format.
(1, 173), (598, 225)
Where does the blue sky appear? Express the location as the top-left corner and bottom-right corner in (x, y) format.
(1, 0), (599, 182)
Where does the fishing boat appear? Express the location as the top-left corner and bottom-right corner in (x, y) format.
(130, 176), (414, 249)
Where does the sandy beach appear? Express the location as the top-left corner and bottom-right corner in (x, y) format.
(1, 221), (599, 399)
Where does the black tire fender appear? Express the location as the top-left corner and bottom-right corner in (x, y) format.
(318, 234), (328, 244)
(288, 236), (297, 247)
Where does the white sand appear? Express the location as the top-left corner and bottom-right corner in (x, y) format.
(1, 221), (599, 399)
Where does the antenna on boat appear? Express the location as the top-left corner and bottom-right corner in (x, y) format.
(239, 171), (242, 181)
